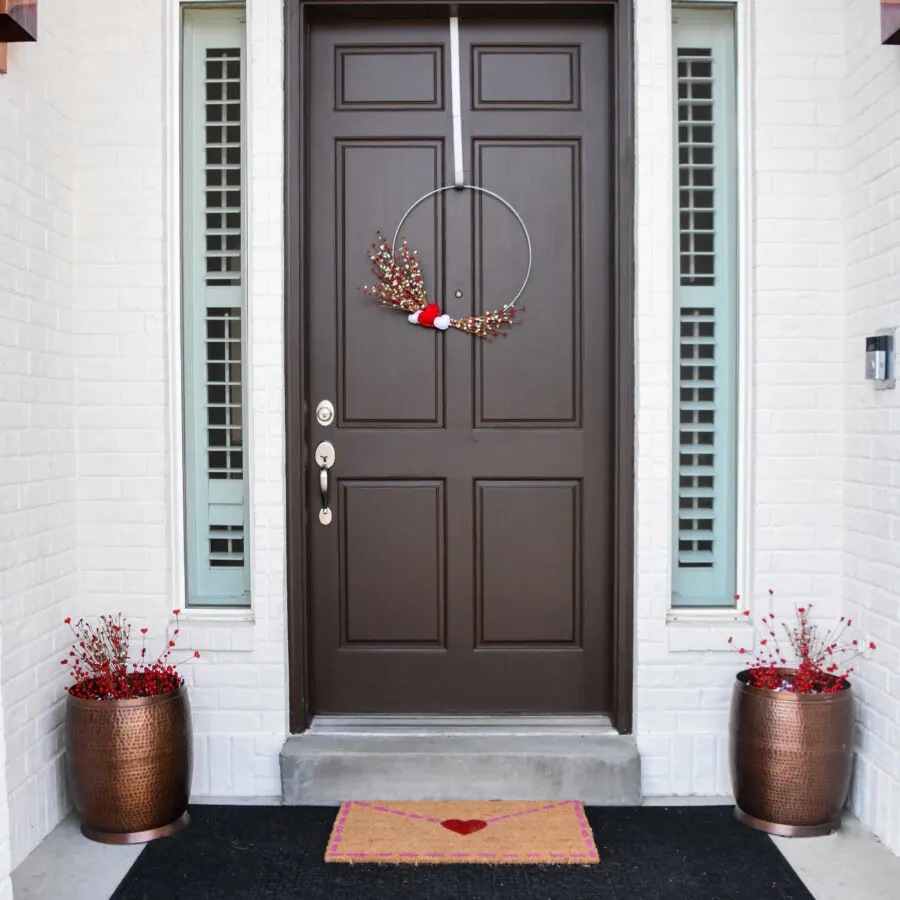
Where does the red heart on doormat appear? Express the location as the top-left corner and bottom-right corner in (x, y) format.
(440, 819), (488, 836)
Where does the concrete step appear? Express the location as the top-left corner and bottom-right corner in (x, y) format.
(280, 729), (641, 805)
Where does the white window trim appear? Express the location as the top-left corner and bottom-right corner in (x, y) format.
(734, 0), (756, 618)
(668, 0), (755, 632)
(165, 0), (187, 611)
(166, 1), (254, 612)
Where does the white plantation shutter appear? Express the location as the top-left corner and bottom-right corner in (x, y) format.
(672, 9), (738, 607)
(183, 8), (250, 606)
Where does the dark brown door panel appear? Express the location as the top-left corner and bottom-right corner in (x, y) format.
(304, 13), (614, 715)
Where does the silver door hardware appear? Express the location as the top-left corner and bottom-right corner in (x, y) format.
(315, 441), (336, 525)
(316, 399), (335, 426)
(315, 440), (336, 468)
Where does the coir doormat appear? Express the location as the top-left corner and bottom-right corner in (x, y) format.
(324, 800), (599, 864)
(111, 805), (817, 900)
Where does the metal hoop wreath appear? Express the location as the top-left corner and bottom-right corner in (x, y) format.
(390, 184), (533, 313)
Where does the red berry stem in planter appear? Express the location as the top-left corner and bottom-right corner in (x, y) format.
(61, 611), (200, 700)
(728, 590), (875, 694)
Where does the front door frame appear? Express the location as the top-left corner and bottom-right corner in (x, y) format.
(285, 0), (635, 734)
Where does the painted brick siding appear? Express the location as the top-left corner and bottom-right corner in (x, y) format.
(749, 0), (845, 622)
(843, 0), (900, 857)
(0, 636), (12, 900)
(74, 0), (170, 625)
(0, 0), (78, 869)
(634, 0), (846, 796)
(0, 0), (288, 865)
(71, 0), (288, 800)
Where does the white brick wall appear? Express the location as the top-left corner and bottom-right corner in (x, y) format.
(0, 630), (12, 900)
(634, 0), (846, 796)
(843, 0), (900, 858)
(0, 0), (78, 868)
(751, 0), (845, 620)
(75, 0), (170, 625)
(636, 0), (900, 859)
(72, 0), (288, 800)
(0, 0), (289, 865)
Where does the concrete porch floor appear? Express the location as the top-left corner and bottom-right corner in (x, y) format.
(11, 801), (900, 900)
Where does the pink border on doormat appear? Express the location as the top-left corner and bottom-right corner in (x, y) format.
(325, 800), (600, 865)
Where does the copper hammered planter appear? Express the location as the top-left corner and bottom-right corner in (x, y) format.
(730, 669), (854, 837)
(66, 683), (192, 844)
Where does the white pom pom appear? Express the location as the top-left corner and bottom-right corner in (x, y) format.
(434, 315), (451, 331)
(408, 311), (421, 324)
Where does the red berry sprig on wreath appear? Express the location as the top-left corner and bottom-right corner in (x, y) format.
(359, 232), (524, 340)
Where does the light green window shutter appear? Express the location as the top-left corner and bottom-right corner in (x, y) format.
(671, 8), (738, 608)
(182, 8), (250, 607)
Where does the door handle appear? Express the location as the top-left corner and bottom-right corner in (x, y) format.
(315, 441), (336, 525)
(319, 467), (330, 524)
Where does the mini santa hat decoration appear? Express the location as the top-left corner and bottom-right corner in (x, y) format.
(408, 303), (451, 331)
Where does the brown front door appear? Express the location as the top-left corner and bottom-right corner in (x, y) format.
(304, 12), (614, 714)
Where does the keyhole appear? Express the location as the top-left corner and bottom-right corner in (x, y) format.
(454, 290), (464, 299)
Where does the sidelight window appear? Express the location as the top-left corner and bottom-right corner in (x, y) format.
(671, 7), (738, 608)
(182, 7), (250, 607)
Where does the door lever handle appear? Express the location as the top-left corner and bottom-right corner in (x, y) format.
(315, 441), (336, 525)
(319, 467), (330, 522)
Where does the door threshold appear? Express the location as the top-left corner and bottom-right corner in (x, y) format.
(307, 714), (618, 736)
(281, 727), (640, 803)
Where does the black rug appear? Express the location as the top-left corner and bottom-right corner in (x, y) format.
(111, 805), (815, 900)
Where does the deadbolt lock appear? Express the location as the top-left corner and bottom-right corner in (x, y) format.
(316, 399), (335, 426)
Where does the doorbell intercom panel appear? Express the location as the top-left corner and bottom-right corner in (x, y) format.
(865, 328), (896, 390)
